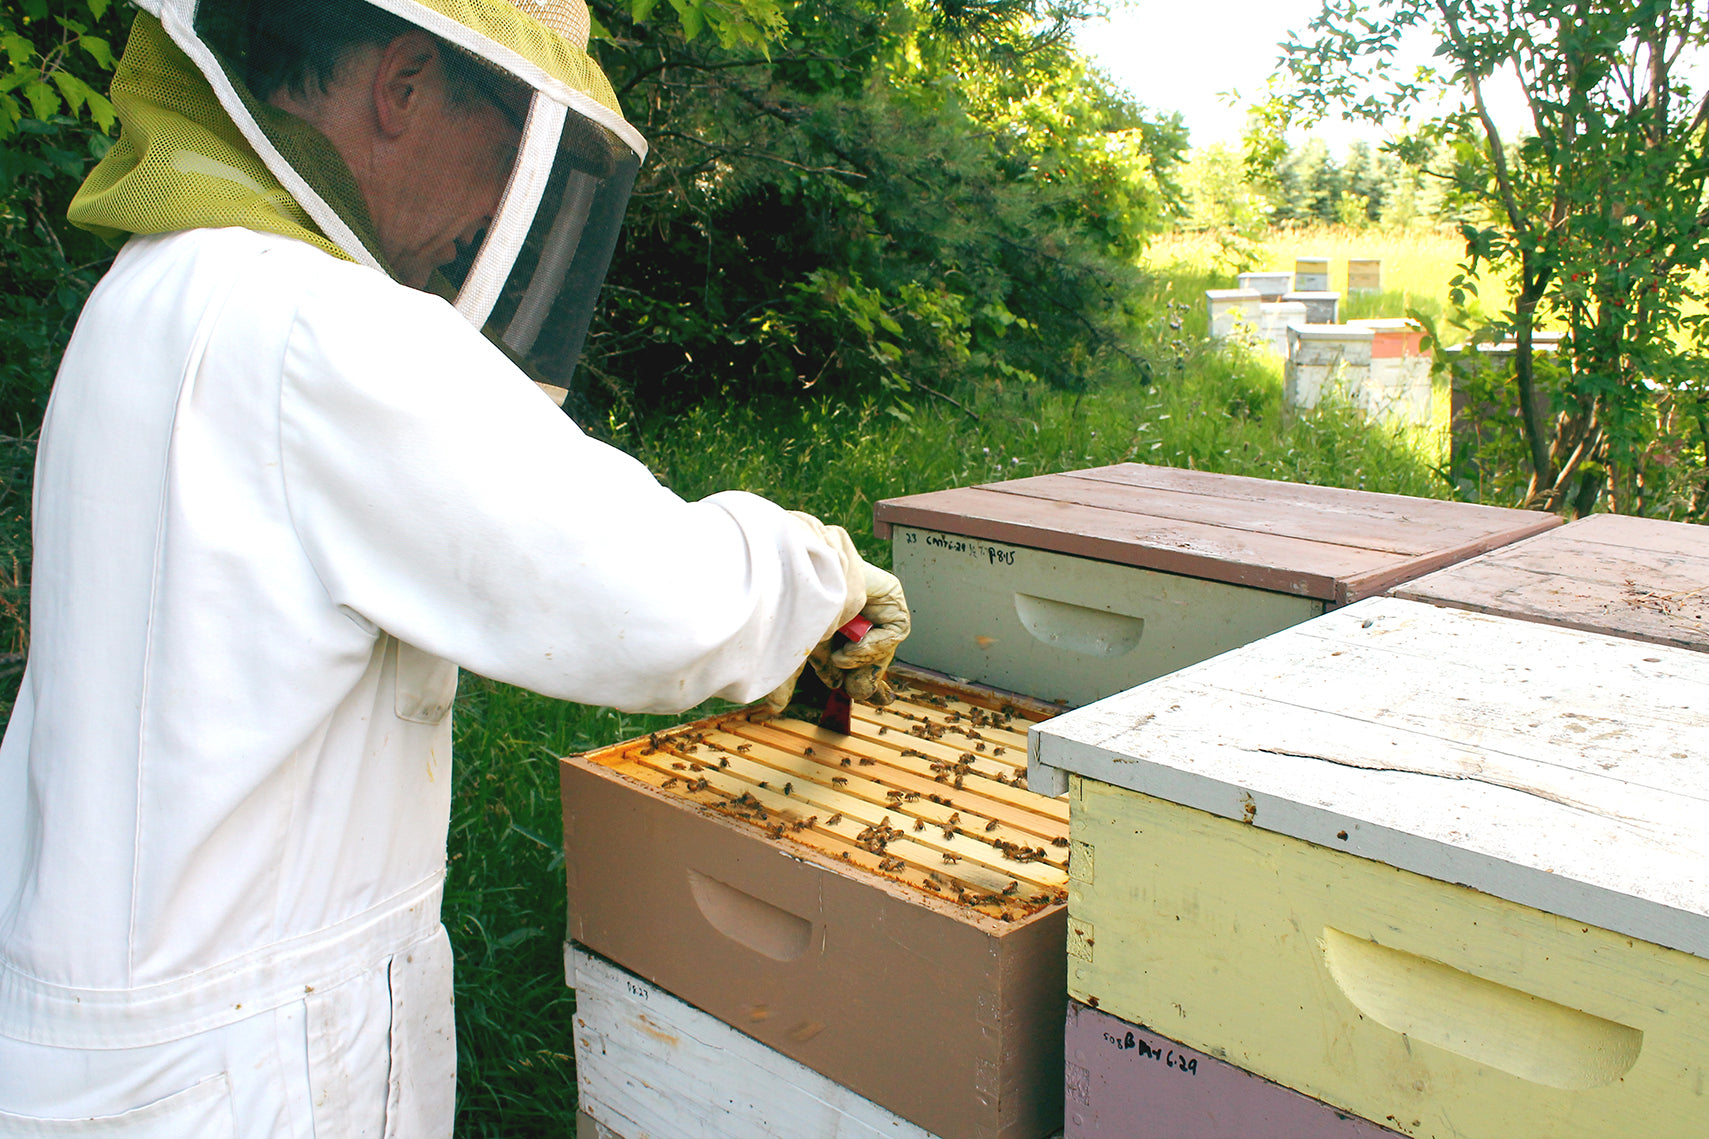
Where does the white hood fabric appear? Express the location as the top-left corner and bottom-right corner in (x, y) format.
(0, 226), (845, 1130)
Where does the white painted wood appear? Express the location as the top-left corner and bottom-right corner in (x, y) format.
(1034, 597), (1709, 958)
(569, 944), (942, 1139)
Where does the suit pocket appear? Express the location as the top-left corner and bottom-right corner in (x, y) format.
(388, 637), (458, 725)
(0, 1074), (235, 1137)
(383, 926), (458, 1138)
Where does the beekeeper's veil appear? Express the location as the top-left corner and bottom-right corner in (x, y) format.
(71, 0), (646, 396)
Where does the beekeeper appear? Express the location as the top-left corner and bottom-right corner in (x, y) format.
(0, 0), (906, 1132)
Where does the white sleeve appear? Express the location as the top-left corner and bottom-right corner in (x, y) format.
(276, 269), (845, 714)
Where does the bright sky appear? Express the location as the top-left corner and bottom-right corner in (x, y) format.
(1071, 0), (1528, 152)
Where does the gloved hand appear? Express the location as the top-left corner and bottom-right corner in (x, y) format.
(762, 513), (911, 715)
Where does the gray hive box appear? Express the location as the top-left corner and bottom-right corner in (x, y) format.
(872, 463), (1560, 717)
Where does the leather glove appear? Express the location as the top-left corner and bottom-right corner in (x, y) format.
(762, 513), (911, 714)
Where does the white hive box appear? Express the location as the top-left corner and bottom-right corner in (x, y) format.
(1285, 323), (1374, 412)
(1348, 318), (1431, 425)
(1347, 258), (1382, 293)
(1204, 288), (1260, 339)
(1255, 300), (1306, 355)
(569, 944), (944, 1139)
(1282, 289), (1340, 324)
(1031, 597), (1709, 1139)
(872, 463), (1559, 723)
(1237, 270), (1292, 300)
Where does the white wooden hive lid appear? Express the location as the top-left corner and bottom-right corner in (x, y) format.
(1032, 596), (1709, 958)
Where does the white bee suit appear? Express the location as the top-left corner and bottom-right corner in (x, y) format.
(0, 225), (848, 1133)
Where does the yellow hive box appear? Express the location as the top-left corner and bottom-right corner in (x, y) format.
(1032, 597), (1709, 1139)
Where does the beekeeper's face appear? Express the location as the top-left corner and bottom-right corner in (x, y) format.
(361, 34), (525, 288)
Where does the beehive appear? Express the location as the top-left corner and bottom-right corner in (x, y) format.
(874, 463), (1561, 733)
(1292, 256), (1330, 292)
(562, 671), (1070, 1139)
(1033, 598), (1709, 1139)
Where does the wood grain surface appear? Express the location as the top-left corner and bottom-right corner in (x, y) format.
(1392, 513), (1709, 651)
(874, 463), (1560, 604)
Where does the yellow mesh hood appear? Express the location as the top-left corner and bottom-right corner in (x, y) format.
(411, 0), (626, 119)
(68, 14), (355, 261)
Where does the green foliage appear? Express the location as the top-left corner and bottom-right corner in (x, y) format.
(578, 0), (1188, 417)
(0, 0), (129, 438)
(1275, 0), (1709, 518)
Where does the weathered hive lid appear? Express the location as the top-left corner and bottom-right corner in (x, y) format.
(873, 464), (1561, 605)
(1392, 512), (1709, 653)
(1031, 597), (1709, 957)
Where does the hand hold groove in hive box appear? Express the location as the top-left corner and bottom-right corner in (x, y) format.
(687, 869), (814, 961)
(1322, 928), (1643, 1090)
(1012, 593), (1145, 658)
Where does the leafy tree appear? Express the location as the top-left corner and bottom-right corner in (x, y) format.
(0, 0), (128, 437)
(580, 0), (1189, 418)
(1274, 0), (1709, 518)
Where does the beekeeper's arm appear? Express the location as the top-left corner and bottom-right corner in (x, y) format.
(277, 263), (878, 715)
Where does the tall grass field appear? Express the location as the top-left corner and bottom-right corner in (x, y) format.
(446, 225), (1476, 1136)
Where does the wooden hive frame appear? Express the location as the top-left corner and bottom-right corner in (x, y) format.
(576, 668), (1069, 923)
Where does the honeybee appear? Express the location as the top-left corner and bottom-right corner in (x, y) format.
(671, 762), (687, 771)
(1002, 880), (1019, 896)
(692, 777), (710, 792)
(719, 758), (730, 769)
(913, 818), (926, 832)
(736, 743), (752, 753)
(831, 776), (848, 787)
(858, 758), (875, 767)
(1051, 836), (1070, 848)
(902, 791), (920, 803)
(941, 827), (956, 840)
(985, 818), (1000, 832)
(661, 776), (680, 790)
(992, 747), (1006, 757)
(877, 726), (889, 736)
(941, 852), (961, 864)
(827, 812), (843, 826)
(840, 757), (851, 767)
(947, 812), (961, 825)
(803, 747), (815, 756)
(782, 782), (794, 796)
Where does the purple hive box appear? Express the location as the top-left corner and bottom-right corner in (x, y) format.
(1065, 1001), (1399, 1139)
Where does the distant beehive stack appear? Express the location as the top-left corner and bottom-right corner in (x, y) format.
(1347, 258), (1382, 293)
(1293, 256), (1330, 292)
(1351, 317), (1431, 426)
(1285, 318), (1431, 427)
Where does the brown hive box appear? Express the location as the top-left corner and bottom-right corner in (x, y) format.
(561, 668), (1069, 1139)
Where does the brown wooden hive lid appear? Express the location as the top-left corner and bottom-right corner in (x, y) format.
(873, 463), (1562, 605)
(574, 671), (1070, 923)
(1391, 512), (1709, 652)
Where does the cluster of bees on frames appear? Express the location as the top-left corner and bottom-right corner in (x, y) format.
(628, 692), (1065, 916)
